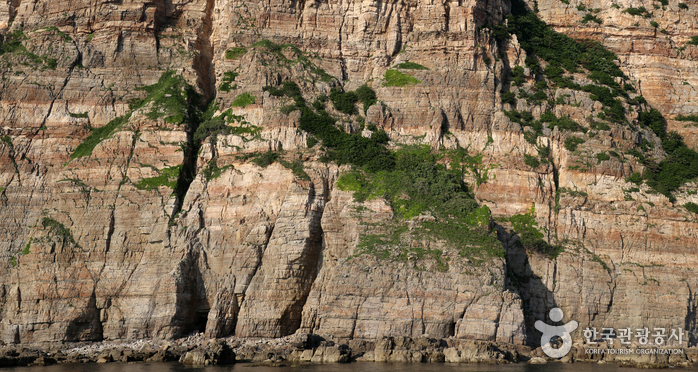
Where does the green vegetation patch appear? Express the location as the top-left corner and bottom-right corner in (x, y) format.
(202, 159), (233, 181)
(37, 26), (72, 42)
(356, 85), (377, 112)
(511, 66), (525, 86)
(193, 110), (260, 143)
(506, 110), (585, 144)
(249, 150), (279, 168)
(564, 136), (586, 151)
(232, 92), (255, 108)
(495, 0), (698, 201)
(0, 29), (27, 55)
(70, 114), (131, 160)
(685, 202), (698, 214)
(252, 39), (334, 82)
(502, 91), (516, 105)
(495, 4), (631, 122)
(581, 14), (602, 24)
(394, 61), (429, 70)
(524, 154), (540, 168)
(264, 81), (393, 171)
(238, 150), (310, 180)
(129, 71), (199, 124)
(279, 159), (311, 181)
(22, 238), (32, 255)
(383, 69), (422, 87)
(329, 88), (359, 115)
(596, 152), (611, 163)
(220, 71), (239, 92)
(559, 187), (588, 197)
(637, 109), (698, 200)
(589, 120), (610, 131)
(675, 114), (698, 122)
(329, 85), (378, 115)
(42, 217), (80, 247)
(135, 165), (182, 190)
(69, 111), (89, 119)
(625, 6), (651, 17)
(0, 29), (58, 70)
(225, 47), (247, 60)
(264, 80), (502, 264)
(338, 146), (504, 265)
(500, 206), (563, 259)
(626, 172), (643, 185)
(540, 111), (587, 132)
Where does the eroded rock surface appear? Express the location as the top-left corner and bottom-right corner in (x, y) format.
(0, 0), (695, 352)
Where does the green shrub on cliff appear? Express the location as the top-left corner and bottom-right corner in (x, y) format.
(329, 85), (377, 115)
(625, 6), (651, 16)
(355, 85), (377, 112)
(0, 29), (27, 55)
(685, 202), (698, 214)
(202, 159), (233, 181)
(42, 217), (80, 248)
(383, 69), (421, 87)
(502, 91), (516, 105)
(264, 79), (502, 263)
(675, 114), (698, 122)
(135, 165), (182, 190)
(232, 92), (255, 108)
(338, 145), (504, 264)
(265, 81), (394, 171)
(498, 1), (698, 200)
(501, 206), (563, 258)
(250, 151), (279, 168)
(564, 136), (586, 151)
(636, 109), (698, 200)
(394, 61), (429, 70)
(279, 159), (310, 181)
(225, 47), (247, 60)
(220, 71), (239, 92)
(596, 152), (611, 163)
(70, 113), (131, 160)
(524, 154), (540, 168)
(581, 13), (602, 24)
(131, 70), (200, 124)
(329, 88), (359, 115)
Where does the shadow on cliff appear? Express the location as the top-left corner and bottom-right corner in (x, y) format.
(64, 291), (104, 342)
(169, 242), (210, 337)
(496, 225), (560, 347)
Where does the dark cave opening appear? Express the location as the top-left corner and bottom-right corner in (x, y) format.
(193, 310), (209, 333)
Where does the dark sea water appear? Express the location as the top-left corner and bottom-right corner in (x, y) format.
(4, 363), (698, 372)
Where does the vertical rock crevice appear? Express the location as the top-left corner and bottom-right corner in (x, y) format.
(234, 181), (326, 338)
(193, 0), (216, 102)
(162, 0), (217, 223)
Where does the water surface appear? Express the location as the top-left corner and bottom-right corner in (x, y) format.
(4, 363), (698, 372)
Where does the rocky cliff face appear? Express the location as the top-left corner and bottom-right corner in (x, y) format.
(0, 0), (696, 349)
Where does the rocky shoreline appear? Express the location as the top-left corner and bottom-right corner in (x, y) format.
(1, 333), (697, 368)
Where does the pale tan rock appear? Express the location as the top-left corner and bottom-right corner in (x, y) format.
(0, 0), (695, 352)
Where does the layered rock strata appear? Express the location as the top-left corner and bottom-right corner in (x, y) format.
(0, 0), (695, 355)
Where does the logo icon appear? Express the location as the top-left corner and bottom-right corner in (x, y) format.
(534, 307), (578, 358)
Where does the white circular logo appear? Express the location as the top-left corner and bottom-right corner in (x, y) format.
(534, 307), (578, 358)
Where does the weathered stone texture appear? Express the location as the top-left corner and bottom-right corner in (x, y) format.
(0, 0), (695, 348)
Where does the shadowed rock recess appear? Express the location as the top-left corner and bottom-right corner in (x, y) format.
(0, 0), (697, 358)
